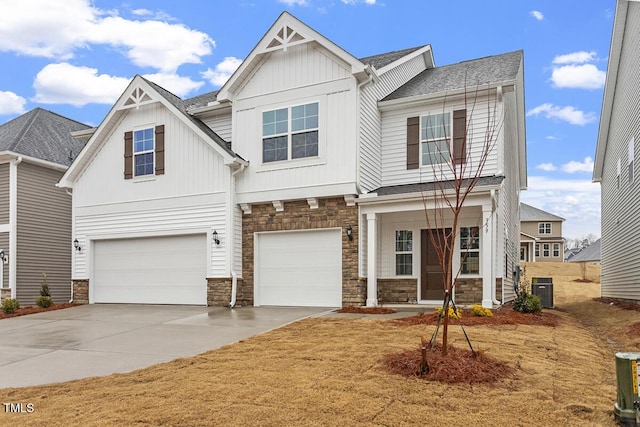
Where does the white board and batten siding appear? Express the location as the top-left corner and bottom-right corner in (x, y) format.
(232, 42), (359, 203)
(254, 229), (342, 307)
(600, 1), (640, 300)
(379, 94), (502, 188)
(359, 53), (430, 193)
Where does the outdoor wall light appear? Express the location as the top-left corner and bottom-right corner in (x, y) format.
(73, 239), (81, 252)
(212, 230), (220, 245)
(346, 225), (354, 242)
(0, 249), (5, 263)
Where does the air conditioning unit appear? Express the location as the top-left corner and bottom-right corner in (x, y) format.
(531, 277), (553, 309)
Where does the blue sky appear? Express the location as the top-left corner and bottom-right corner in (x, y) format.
(0, 0), (614, 239)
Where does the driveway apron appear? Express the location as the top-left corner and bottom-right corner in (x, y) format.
(0, 304), (330, 388)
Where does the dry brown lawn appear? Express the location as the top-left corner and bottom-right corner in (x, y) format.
(1, 262), (638, 426)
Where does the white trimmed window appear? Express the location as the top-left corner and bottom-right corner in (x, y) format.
(262, 102), (318, 163)
(395, 230), (413, 276)
(553, 243), (560, 257)
(538, 223), (552, 235)
(543, 243), (550, 257)
(460, 226), (480, 274)
(535, 243), (540, 258)
(420, 112), (451, 166)
(133, 128), (155, 176)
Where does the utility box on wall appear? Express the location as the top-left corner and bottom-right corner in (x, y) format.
(531, 277), (554, 309)
(614, 352), (640, 426)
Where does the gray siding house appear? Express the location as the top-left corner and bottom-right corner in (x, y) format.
(0, 108), (89, 304)
(594, 0), (640, 302)
(519, 203), (565, 262)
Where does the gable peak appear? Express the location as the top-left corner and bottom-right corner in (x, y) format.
(266, 23), (307, 52)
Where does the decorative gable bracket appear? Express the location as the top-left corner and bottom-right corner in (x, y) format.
(265, 25), (308, 53)
(120, 87), (155, 110)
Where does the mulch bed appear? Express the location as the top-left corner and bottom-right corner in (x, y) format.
(0, 302), (80, 319)
(392, 307), (560, 327)
(336, 306), (397, 314)
(383, 343), (515, 384)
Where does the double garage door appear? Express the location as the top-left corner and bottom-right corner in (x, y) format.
(255, 229), (342, 307)
(93, 234), (207, 305)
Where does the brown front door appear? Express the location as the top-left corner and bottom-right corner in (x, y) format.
(421, 229), (451, 301)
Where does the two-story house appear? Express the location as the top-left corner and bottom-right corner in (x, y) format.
(594, 0), (640, 302)
(58, 12), (526, 308)
(519, 203), (565, 262)
(0, 108), (89, 304)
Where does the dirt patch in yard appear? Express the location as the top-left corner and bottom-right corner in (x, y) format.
(0, 303), (80, 320)
(392, 307), (560, 327)
(336, 306), (397, 314)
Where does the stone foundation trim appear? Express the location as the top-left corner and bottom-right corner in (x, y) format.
(72, 279), (89, 304)
(377, 278), (418, 304)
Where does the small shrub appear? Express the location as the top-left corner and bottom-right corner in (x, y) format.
(471, 304), (493, 317)
(435, 306), (462, 319)
(40, 272), (51, 297)
(512, 291), (542, 314)
(2, 298), (20, 314)
(35, 296), (54, 308)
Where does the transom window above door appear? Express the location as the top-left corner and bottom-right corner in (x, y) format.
(263, 102), (318, 163)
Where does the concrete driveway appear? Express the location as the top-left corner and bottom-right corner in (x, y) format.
(0, 304), (331, 389)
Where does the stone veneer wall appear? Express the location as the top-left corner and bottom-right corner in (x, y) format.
(377, 279), (418, 304)
(207, 277), (246, 306)
(454, 278), (483, 304)
(72, 279), (89, 304)
(0, 288), (10, 300)
(235, 197), (365, 307)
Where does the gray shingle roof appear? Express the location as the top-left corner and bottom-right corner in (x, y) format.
(359, 45), (427, 70)
(183, 90), (219, 110)
(0, 108), (89, 166)
(569, 238), (601, 263)
(371, 175), (504, 196)
(383, 50), (523, 101)
(520, 203), (565, 222)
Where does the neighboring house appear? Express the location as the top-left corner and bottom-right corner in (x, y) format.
(519, 203), (565, 262)
(568, 239), (601, 265)
(593, 0), (640, 302)
(58, 12), (526, 308)
(0, 108), (89, 304)
(564, 247), (582, 262)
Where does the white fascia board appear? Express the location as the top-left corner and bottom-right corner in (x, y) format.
(376, 44), (433, 75)
(594, 0), (628, 182)
(0, 151), (67, 172)
(378, 82), (515, 112)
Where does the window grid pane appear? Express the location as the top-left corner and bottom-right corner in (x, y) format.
(262, 108), (288, 137)
(292, 131), (318, 159)
(134, 153), (154, 176)
(395, 230), (413, 276)
(461, 252), (479, 274)
(263, 136), (288, 162)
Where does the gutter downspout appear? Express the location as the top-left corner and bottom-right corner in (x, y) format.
(66, 188), (74, 303)
(229, 162), (246, 308)
(490, 189), (501, 306)
(9, 156), (22, 299)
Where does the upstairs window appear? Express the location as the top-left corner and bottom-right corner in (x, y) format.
(420, 112), (450, 166)
(134, 128), (155, 176)
(263, 102), (318, 163)
(124, 125), (164, 179)
(538, 222), (552, 235)
(460, 226), (479, 274)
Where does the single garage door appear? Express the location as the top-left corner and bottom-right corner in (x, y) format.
(93, 234), (207, 305)
(255, 229), (342, 307)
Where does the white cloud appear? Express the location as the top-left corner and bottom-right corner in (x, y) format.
(550, 64), (606, 90)
(547, 51), (605, 90)
(526, 103), (596, 126)
(142, 73), (204, 98)
(201, 57), (243, 87)
(521, 176), (601, 238)
(530, 10), (544, 21)
(341, 0), (376, 4)
(561, 156), (594, 173)
(545, 135), (559, 140)
(278, 0), (308, 5)
(552, 51), (596, 65)
(0, 0), (214, 73)
(536, 163), (557, 172)
(0, 91), (27, 115)
(32, 63), (130, 106)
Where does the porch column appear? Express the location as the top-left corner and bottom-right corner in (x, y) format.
(366, 213), (378, 307)
(482, 205), (494, 308)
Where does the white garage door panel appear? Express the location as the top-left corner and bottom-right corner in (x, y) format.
(256, 229), (341, 307)
(93, 234), (207, 305)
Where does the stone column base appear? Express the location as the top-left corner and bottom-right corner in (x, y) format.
(0, 288), (11, 300)
(72, 279), (89, 304)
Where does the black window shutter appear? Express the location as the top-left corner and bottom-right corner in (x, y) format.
(124, 131), (133, 179)
(453, 109), (467, 165)
(406, 116), (419, 169)
(155, 125), (165, 175)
